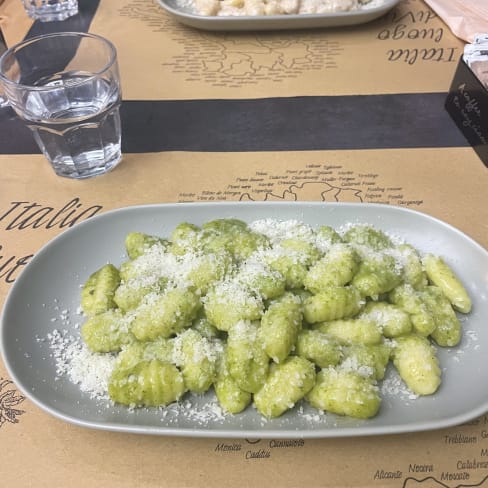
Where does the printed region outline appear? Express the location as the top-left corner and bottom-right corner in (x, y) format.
(118, 0), (344, 87)
(239, 180), (363, 202)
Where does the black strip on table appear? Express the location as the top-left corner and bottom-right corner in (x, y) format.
(120, 93), (468, 152)
(0, 93), (468, 155)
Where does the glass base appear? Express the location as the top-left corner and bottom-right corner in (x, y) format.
(50, 149), (122, 180)
(23, 0), (78, 22)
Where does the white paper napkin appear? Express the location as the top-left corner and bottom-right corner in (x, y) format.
(423, 0), (488, 43)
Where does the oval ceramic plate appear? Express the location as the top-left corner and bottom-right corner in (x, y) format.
(1, 202), (488, 438)
(157, 0), (401, 31)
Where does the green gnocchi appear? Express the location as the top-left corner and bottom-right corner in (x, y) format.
(78, 217), (472, 421)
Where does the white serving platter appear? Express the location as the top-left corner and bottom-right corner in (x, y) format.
(157, 0), (401, 31)
(1, 202), (487, 438)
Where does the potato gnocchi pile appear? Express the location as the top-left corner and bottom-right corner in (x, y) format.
(190, 0), (375, 17)
(80, 218), (471, 420)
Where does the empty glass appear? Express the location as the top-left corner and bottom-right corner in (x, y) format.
(0, 32), (123, 179)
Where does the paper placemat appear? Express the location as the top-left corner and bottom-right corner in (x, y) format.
(423, 0), (488, 43)
(93, 0), (466, 98)
(0, 0), (466, 99)
(1, 148), (487, 487)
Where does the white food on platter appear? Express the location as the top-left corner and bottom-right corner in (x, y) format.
(179, 0), (386, 17)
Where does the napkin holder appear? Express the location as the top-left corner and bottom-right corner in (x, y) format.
(445, 57), (488, 168)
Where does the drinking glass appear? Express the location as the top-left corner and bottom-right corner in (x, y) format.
(0, 29), (7, 107)
(0, 32), (122, 179)
(22, 0), (78, 22)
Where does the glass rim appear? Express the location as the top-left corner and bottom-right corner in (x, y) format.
(0, 31), (118, 91)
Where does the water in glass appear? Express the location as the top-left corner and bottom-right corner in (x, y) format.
(23, 72), (121, 179)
